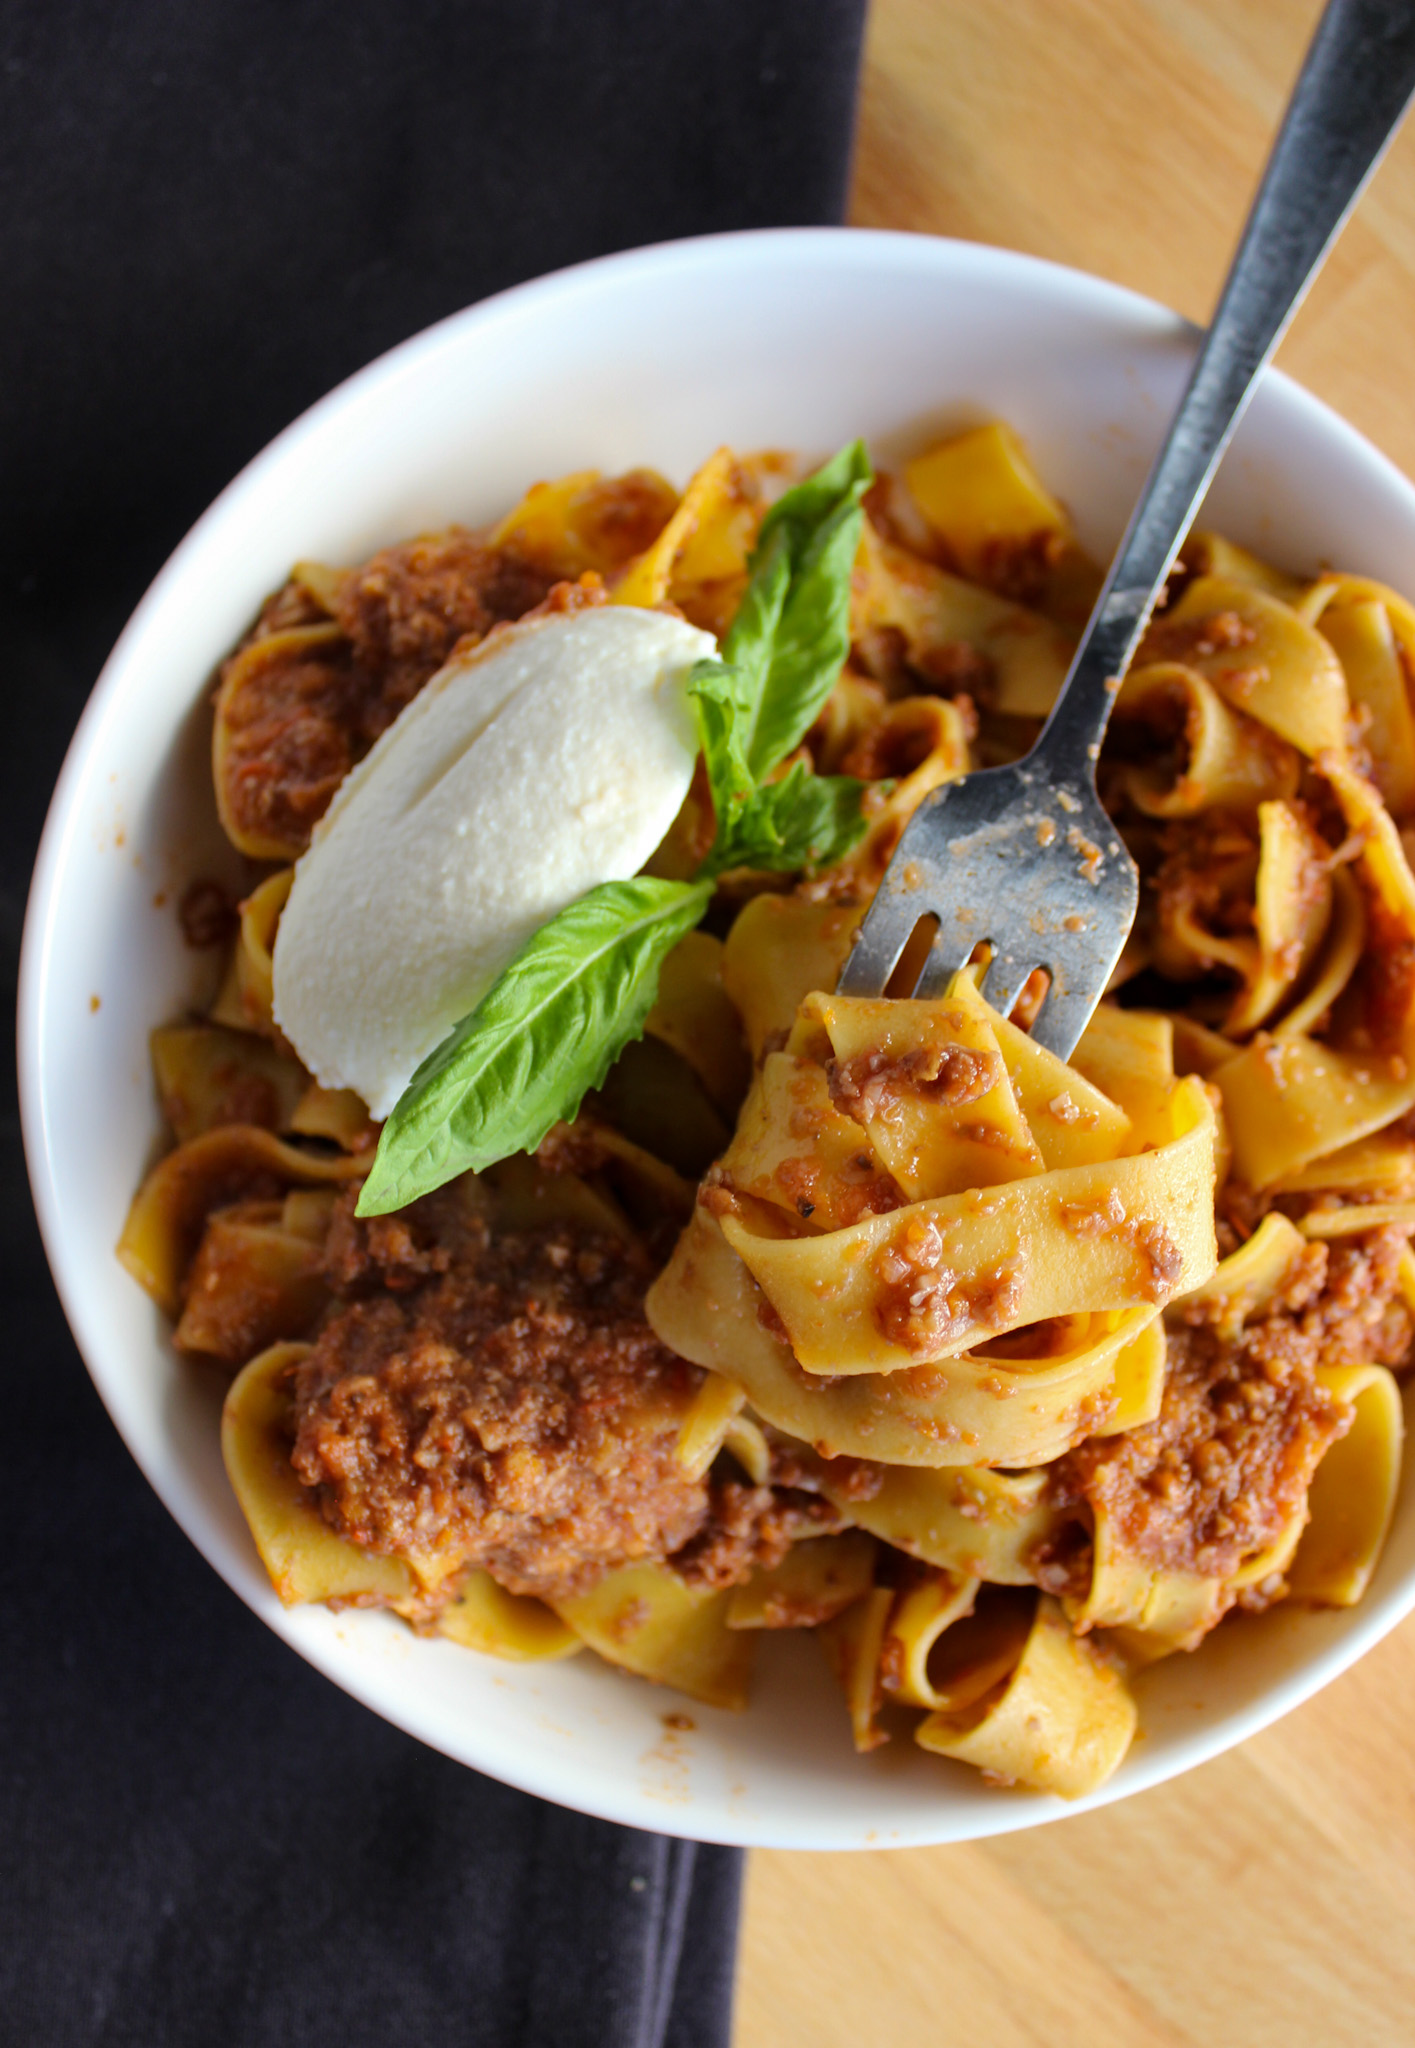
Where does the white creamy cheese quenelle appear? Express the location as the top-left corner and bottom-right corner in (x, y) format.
(272, 604), (716, 1117)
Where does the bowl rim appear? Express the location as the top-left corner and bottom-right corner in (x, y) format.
(20, 222), (1415, 1848)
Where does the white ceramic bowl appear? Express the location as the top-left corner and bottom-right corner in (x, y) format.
(22, 227), (1415, 1850)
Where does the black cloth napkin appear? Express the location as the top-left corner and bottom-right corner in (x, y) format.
(0, 3), (867, 2042)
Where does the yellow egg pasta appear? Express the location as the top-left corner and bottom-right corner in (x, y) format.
(550, 1563), (754, 1712)
(915, 1594), (1137, 1799)
(725, 1532), (876, 1631)
(1289, 1365), (1404, 1606)
(1113, 661), (1301, 820)
(123, 419), (1415, 1803)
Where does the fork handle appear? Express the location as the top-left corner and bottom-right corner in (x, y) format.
(1034, 0), (1415, 784)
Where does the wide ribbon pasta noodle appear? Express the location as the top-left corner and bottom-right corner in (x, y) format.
(1289, 1365), (1404, 1606)
(902, 421), (1103, 628)
(1151, 572), (1350, 758)
(650, 1208), (1161, 1468)
(1110, 661), (1300, 819)
(914, 1594), (1137, 1799)
(852, 517), (1075, 718)
(1212, 762), (1415, 1186)
(119, 1123), (363, 1318)
(1300, 573), (1415, 818)
(651, 985), (1215, 1471)
(551, 1563), (753, 1711)
(813, 1459), (1064, 1583)
(725, 1532), (876, 1631)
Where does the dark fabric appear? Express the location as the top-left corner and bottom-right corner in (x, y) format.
(0, 3), (867, 2043)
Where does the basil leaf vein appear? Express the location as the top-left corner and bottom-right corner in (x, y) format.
(687, 657), (756, 837)
(721, 438), (872, 779)
(715, 761), (871, 875)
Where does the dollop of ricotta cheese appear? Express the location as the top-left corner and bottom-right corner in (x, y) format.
(272, 604), (715, 1117)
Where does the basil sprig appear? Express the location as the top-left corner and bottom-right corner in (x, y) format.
(356, 878), (710, 1215)
(710, 437), (875, 781)
(356, 442), (873, 1216)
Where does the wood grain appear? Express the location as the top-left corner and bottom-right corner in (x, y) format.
(736, 4), (1415, 2040)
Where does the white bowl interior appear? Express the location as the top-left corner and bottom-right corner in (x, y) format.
(22, 227), (1415, 1849)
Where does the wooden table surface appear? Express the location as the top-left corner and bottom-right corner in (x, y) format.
(736, 5), (1415, 2043)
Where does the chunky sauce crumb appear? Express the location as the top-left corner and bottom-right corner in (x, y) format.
(219, 534), (558, 854)
(829, 1040), (1000, 1122)
(291, 1187), (705, 1598)
(1051, 1229), (1412, 1583)
(671, 1480), (841, 1589)
(178, 877), (239, 949)
(290, 1185), (834, 1606)
(873, 1208), (1025, 1354)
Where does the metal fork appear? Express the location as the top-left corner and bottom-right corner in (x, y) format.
(839, 0), (1415, 1058)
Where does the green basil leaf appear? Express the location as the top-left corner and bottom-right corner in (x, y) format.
(751, 763), (871, 871)
(705, 760), (870, 876)
(716, 523), (791, 725)
(689, 662), (867, 874)
(356, 875), (712, 1215)
(687, 657), (755, 834)
(721, 439), (873, 780)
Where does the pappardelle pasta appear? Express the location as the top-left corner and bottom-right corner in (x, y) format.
(121, 420), (1413, 1800)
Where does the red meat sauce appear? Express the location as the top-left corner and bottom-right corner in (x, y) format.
(216, 485), (666, 858)
(850, 625), (996, 708)
(1362, 890), (1415, 1053)
(285, 1185), (837, 1604)
(1150, 809), (1265, 952)
(827, 1039), (1000, 1123)
(1044, 1226), (1413, 1597)
(871, 1208), (1025, 1357)
(177, 878), (239, 950)
(218, 535), (562, 853)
